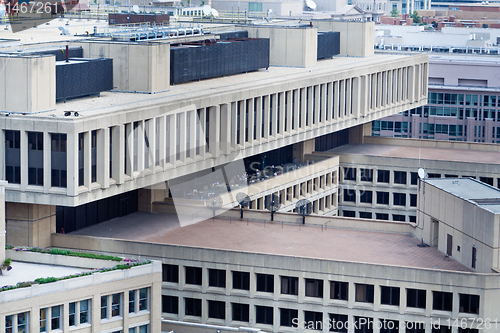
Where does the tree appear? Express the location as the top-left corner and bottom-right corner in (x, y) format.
(431, 20), (438, 29)
(411, 11), (421, 24)
(390, 8), (399, 17)
(201, 0), (205, 5)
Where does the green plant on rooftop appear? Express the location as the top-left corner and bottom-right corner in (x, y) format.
(6, 245), (122, 261)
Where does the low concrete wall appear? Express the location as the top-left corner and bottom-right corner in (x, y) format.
(162, 320), (264, 333)
(364, 136), (500, 152)
(5, 249), (120, 269)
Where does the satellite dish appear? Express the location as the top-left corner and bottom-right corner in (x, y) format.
(305, 0), (317, 10)
(202, 5), (211, 16)
(295, 199), (312, 224)
(205, 195), (223, 218)
(236, 192), (251, 219)
(132, 5), (140, 14)
(210, 8), (219, 17)
(265, 194), (281, 221)
(418, 167), (426, 179)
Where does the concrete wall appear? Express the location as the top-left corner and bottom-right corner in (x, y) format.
(314, 0), (348, 11)
(0, 56), (55, 113)
(314, 21), (374, 57)
(246, 27), (317, 67)
(74, 42), (170, 93)
(5, 203), (55, 248)
(364, 136), (500, 152)
(0, 181), (5, 266)
(210, 0), (304, 16)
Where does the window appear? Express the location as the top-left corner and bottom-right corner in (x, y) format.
(129, 325), (149, 333)
(360, 169), (373, 182)
(359, 212), (372, 219)
(112, 293), (121, 317)
(329, 314), (348, 333)
(433, 291), (453, 311)
(17, 313), (27, 333)
(343, 210), (355, 217)
(379, 319), (399, 333)
(376, 192), (389, 205)
(51, 306), (61, 330)
(410, 194), (417, 207)
(185, 298), (202, 317)
(256, 273), (274, 293)
(281, 276), (298, 295)
(458, 329), (479, 333)
(355, 284), (374, 303)
(354, 316), (373, 333)
(232, 303), (249, 322)
(129, 290), (136, 313)
(410, 172), (418, 185)
(69, 302), (76, 326)
(381, 286), (400, 306)
(305, 279), (323, 298)
(480, 177), (493, 186)
(102, 293), (122, 319)
(360, 191), (373, 204)
(256, 306), (273, 325)
(5, 130), (21, 184)
(280, 308), (298, 327)
(208, 300), (225, 320)
(304, 311), (323, 330)
(162, 264), (179, 283)
(78, 132), (84, 185)
(376, 213), (389, 220)
(407, 288), (426, 308)
(28, 131), (44, 186)
(6, 315), (13, 333)
(432, 326), (451, 333)
(162, 295), (178, 314)
(378, 170), (390, 183)
(447, 234), (453, 256)
(427, 173), (441, 178)
(392, 214), (406, 222)
(344, 167), (356, 181)
(91, 130), (97, 183)
(40, 309), (47, 332)
(80, 300), (89, 324)
(406, 323), (425, 333)
(393, 193), (406, 206)
(393, 171), (407, 184)
(68, 300), (90, 327)
(472, 246), (477, 269)
(343, 189), (356, 202)
(459, 294), (479, 314)
(185, 266), (202, 285)
(139, 288), (149, 311)
(248, 2), (263, 11)
(233, 271), (250, 290)
(209, 269), (226, 288)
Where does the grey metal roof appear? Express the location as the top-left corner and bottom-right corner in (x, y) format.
(424, 178), (500, 214)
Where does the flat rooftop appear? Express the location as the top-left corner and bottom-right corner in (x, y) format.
(70, 212), (472, 272)
(425, 178), (500, 214)
(0, 261), (90, 287)
(325, 143), (500, 165)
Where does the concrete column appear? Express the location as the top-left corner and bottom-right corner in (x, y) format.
(137, 120), (145, 172)
(314, 85), (320, 126)
(209, 106), (220, 156)
(408, 65), (415, 102)
(125, 124), (133, 175)
(179, 113), (186, 161)
(285, 90), (292, 135)
(255, 97), (262, 142)
(112, 125), (125, 184)
(195, 111), (205, 159)
(307, 86), (313, 127)
(293, 89), (299, 131)
(388, 70), (394, 104)
(148, 118), (156, 169)
(271, 93), (277, 137)
(370, 74), (376, 110)
(230, 102), (238, 147)
(327, 82), (333, 122)
(66, 131), (78, 195)
(398, 68), (403, 102)
(158, 117), (166, 168)
(5, 203), (55, 247)
(300, 88), (306, 129)
(247, 99), (255, 143)
(84, 131), (91, 188)
(278, 92), (285, 135)
(98, 128), (110, 188)
(381, 71), (387, 106)
(263, 95), (270, 140)
(320, 84), (327, 124)
(339, 80), (346, 119)
(333, 81), (339, 120)
(43, 132), (50, 193)
(377, 72), (383, 108)
(346, 78), (352, 117)
(238, 101), (245, 146)
(352, 77), (360, 119)
(220, 103), (231, 154)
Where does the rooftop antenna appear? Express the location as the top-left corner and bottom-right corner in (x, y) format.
(236, 192), (251, 219)
(205, 195), (223, 219)
(295, 199), (312, 224)
(265, 194), (281, 222)
(133, 5), (140, 13)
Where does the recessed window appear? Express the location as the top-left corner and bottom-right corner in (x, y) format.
(51, 305), (61, 330)
(379, 319), (399, 333)
(360, 169), (373, 182)
(354, 316), (373, 333)
(393, 193), (406, 206)
(280, 308), (298, 327)
(381, 286), (400, 306)
(162, 264), (179, 283)
(410, 194), (417, 207)
(305, 279), (323, 298)
(185, 266), (202, 285)
(185, 298), (202, 317)
(232, 303), (249, 322)
(344, 167), (356, 181)
(376, 213), (389, 220)
(208, 300), (225, 320)
(410, 172), (418, 185)
(378, 170), (390, 183)
(376, 192), (389, 205)
(392, 214), (406, 222)
(432, 326), (451, 333)
(330, 281), (348, 301)
(393, 171), (407, 184)
(233, 271), (250, 290)
(343, 189), (356, 202)
(209, 269), (226, 288)
(304, 311), (323, 331)
(256, 305), (273, 325)
(406, 322), (425, 333)
(162, 295), (178, 314)
(459, 294), (479, 314)
(102, 293), (122, 320)
(69, 300), (90, 327)
(329, 313), (348, 333)
(281, 276), (298, 295)
(256, 273), (274, 293)
(359, 212), (372, 219)
(433, 291), (453, 311)
(407, 288), (426, 309)
(343, 210), (356, 217)
(360, 191), (373, 204)
(355, 284), (374, 303)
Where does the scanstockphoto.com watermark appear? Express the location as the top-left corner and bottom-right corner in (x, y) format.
(292, 318), (425, 331)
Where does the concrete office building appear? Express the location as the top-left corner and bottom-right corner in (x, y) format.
(373, 54), (500, 143)
(0, 21), (428, 247)
(0, 179), (162, 333)
(309, 135), (500, 222)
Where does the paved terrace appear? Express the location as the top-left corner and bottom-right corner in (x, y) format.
(70, 211), (472, 272)
(326, 143), (500, 164)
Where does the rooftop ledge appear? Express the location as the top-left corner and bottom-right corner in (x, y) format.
(0, 248), (161, 304)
